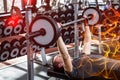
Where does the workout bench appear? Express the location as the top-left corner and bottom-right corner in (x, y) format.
(47, 68), (69, 80)
(47, 68), (112, 80)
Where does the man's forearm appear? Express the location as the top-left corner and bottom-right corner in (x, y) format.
(82, 26), (91, 55)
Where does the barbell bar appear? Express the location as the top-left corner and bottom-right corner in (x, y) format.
(61, 7), (101, 26)
(29, 7), (101, 47)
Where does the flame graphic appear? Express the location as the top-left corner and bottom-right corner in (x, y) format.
(81, 7), (120, 80)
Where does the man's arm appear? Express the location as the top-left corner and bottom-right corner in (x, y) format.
(82, 20), (91, 55)
(57, 37), (73, 73)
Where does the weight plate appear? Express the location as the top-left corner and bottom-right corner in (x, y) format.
(17, 19), (23, 24)
(32, 44), (38, 52)
(20, 46), (27, 56)
(0, 51), (9, 61)
(20, 37), (27, 46)
(13, 24), (22, 34)
(29, 15), (59, 47)
(82, 7), (101, 26)
(4, 26), (13, 36)
(11, 39), (20, 47)
(1, 41), (11, 49)
(10, 47), (19, 58)
(64, 38), (70, 44)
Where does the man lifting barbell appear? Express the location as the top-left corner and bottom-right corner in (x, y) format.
(28, 7), (120, 79)
(52, 19), (120, 80)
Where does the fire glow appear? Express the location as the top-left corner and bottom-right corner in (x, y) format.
(87, 7), (120, 80)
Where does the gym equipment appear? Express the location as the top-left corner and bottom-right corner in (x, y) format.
(0, 50), (10, 61)
(20, 18), (26, 34)
(0, 24), (4, 38)
(47, 68), (69, 80)
(66, 4), (74, 22)
(0, 21), (5, 38)
(29, 15), (60, 47)
(17, 18), (23, 24)
(3, 25), (13, 36)
(5, 14), (24, 35)
(29, 7), (101, 47)
(11, 39), (20, 47)
(47, 68), (112, 80)
(50, 11), (59, 22)
(19, 45), (27, 56)
(20, 37), (27, 46)
(49, 42), (56, 48)
(59, 11), (66, 24)
(61, 28), (70, 37)
(4, 17), (15, 36)
(62, 7), (101, 26)
(1, 41), (11, 50)
(68, 27), (75, 43)
(64, 37), (71, 44)
(22, 0), (37, 8)
(13, 24), (22, 35)
(69, 27), (74, 37)
(61, 28), (71, 44)
(82, 7), (101, 26)
(0, 44), (2, 51)
(58, 6), (67, 24)
(10, 47), (19, 58)
(32, 44), (38, 53)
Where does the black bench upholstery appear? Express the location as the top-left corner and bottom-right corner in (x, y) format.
(47, 68), (112, 80)
(47, 68), (69, 79)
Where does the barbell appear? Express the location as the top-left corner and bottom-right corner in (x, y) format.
(62, 7), (101, 26)
(29, 7), (101, 47)
(29, 15), (60, 47)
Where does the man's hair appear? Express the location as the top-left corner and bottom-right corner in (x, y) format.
(52, 55), (64, 73)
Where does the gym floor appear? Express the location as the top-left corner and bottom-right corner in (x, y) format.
(0, 53), (57, 80)
(0, 39), (120, 80)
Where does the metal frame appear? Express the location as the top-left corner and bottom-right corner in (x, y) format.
(25, 7), (34, 80)
(3, 0), (7, 13)
(73, 0), (80, 58)
(40, 47), (48, 65)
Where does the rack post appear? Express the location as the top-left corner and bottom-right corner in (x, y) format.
(25, 7), (34, 80)
(73, 0), (79, 58)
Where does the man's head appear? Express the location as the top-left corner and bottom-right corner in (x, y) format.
(52, 54), (64, 73)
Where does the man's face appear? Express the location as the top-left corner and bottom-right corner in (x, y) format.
(53, 54), (64, 68)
